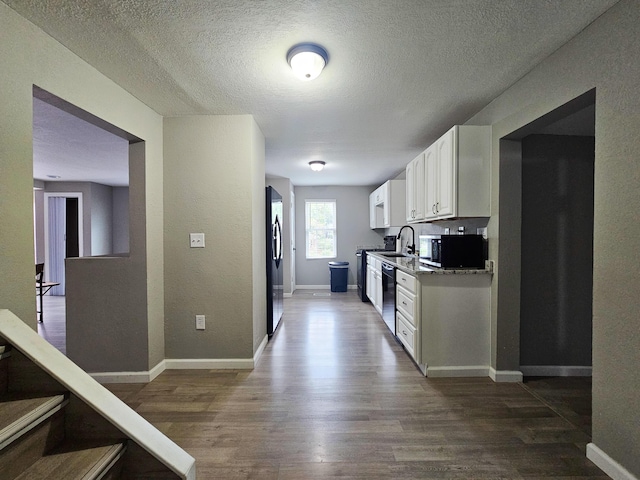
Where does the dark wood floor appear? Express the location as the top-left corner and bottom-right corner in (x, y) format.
(104, 290), (603, 479)
(37, 295), (66, 354)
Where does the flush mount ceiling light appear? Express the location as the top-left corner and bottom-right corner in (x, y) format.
(309, 161), (326, 172)
(287, 43), (328, 81)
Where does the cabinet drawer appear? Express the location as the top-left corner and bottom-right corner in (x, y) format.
(396, 311), (416, 358)
(396, 270), (416, 293)
(396, 285), (416, 325)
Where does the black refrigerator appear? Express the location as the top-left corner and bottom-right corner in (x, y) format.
(266, 186), (283, 336)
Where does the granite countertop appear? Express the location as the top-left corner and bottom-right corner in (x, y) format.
(367, 252), (493, 276)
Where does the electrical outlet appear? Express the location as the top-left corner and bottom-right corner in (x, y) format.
(444, 227), (450, 235)
(190, 233), (205, 248)
(195, 315), (205, 330)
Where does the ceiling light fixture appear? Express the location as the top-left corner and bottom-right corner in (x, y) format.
(287, 43), (328, 81)
(309, 161), (326, 172)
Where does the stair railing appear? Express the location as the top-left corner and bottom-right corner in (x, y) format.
(0, 309), (196, 480)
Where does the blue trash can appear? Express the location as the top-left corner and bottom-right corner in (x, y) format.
(328, 261), (349, 292)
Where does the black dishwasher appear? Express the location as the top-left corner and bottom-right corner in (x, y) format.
(381, 262), (396, 335)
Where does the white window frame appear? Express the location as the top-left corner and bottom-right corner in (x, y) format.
(305, 199), (337, 259)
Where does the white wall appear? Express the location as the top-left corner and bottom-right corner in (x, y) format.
(294, 186), (385, 287)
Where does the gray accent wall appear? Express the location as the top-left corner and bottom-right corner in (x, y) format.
(34, 182), (129, 258)
(163, 115), (266, 360)
(520, 135), (594, 367)
(90, 182), (113, 256)
(294, 186), (384, 287)
(0, 3), (164, 371)
(112, 187), (129, 254)
(467, 0), (640, 474)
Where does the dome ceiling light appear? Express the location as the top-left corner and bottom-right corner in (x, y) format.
(309, 161), (326, 172)
(287, 43), (329, 81)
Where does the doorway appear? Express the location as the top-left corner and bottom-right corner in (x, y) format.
(44, 192), (84, 295)
(499, 89), (595, 436)
(32, 86), (134, 356)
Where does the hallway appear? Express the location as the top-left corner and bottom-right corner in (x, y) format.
(106, 290), (600, 479)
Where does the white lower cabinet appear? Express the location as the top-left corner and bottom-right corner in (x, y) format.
(396, 311), (417, 360)
(366, 257), (383, 315)
(396, 285), (416, 323)
(393, 267), (491, 377)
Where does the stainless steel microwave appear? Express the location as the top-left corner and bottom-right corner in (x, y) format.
(419, 234), (485, 269)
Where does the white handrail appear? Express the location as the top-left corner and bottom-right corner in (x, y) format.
(0, 309), (195, 480)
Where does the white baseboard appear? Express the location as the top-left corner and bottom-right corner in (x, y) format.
(165, 358), (255, 369)
(90, 370), (158, 384)
(283, 293), (293, 298)
(253, 335), (268, 365)
(489, 367), (523, 383)
(587, 443), (638, 480)
(426, 366), (490, 377)
(149, 360), (166, 381)
(295, 284), (357, 290)
(520, 365), (592, 377)
(89, 342), (268, 384)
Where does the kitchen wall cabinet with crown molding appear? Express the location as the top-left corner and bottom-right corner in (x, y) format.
(408, 125), (491, 223)
(369, 180), (406, 229)
(406, 152), (425, 223)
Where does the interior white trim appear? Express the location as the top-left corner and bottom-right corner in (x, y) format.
(283, 293), (293, 298)
(295, 284), (357, 290)
(489, 367), (523, 383)
(90, 370), (157, 384)
(90, 342), (269, 384)
(587, 443), (638, 480)
(520, 365), (592, 377)
(165, 358), (255, 370)
(426, 366), (490, 377)
(253, 335), (268, 366)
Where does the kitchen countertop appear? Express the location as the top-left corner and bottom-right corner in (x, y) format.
(367, 252), (493, 276)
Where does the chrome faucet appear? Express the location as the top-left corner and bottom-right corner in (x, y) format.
(397, 225), (416, 255)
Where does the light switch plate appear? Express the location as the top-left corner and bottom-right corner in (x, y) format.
(195, 315), (205, 330)
(190, 233), (205, 248)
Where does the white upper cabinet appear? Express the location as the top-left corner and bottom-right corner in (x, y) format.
(411, 125), (491, 222)
(406, 152), (425, 223)
(370, 180), (406, 229)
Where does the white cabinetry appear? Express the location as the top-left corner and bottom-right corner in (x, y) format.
(406, 153), (425, 223)
(370, 180), (406, 229)
(396, 270), (418, 362)
(366, 256), (383, 315)
(418, 274), (491, 377)
(409, 125), (491, 222)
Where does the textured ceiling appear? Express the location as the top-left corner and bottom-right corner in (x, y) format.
(8, 0), (617, 186)
(33, 97), (129, 187)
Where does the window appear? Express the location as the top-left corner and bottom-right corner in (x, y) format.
(305, 200), (336, 259)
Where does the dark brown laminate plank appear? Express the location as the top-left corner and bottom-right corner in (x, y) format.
(106, 290), (598, 479)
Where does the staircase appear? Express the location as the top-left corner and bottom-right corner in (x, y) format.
(0, 311), (195, 479)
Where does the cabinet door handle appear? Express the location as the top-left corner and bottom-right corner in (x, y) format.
(402, 301), (407, 306)
(402, 330), (407, 336)
(432, 204), (436, 214)
(401, 278), (406, 282)
(436, 202), (440, 213)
